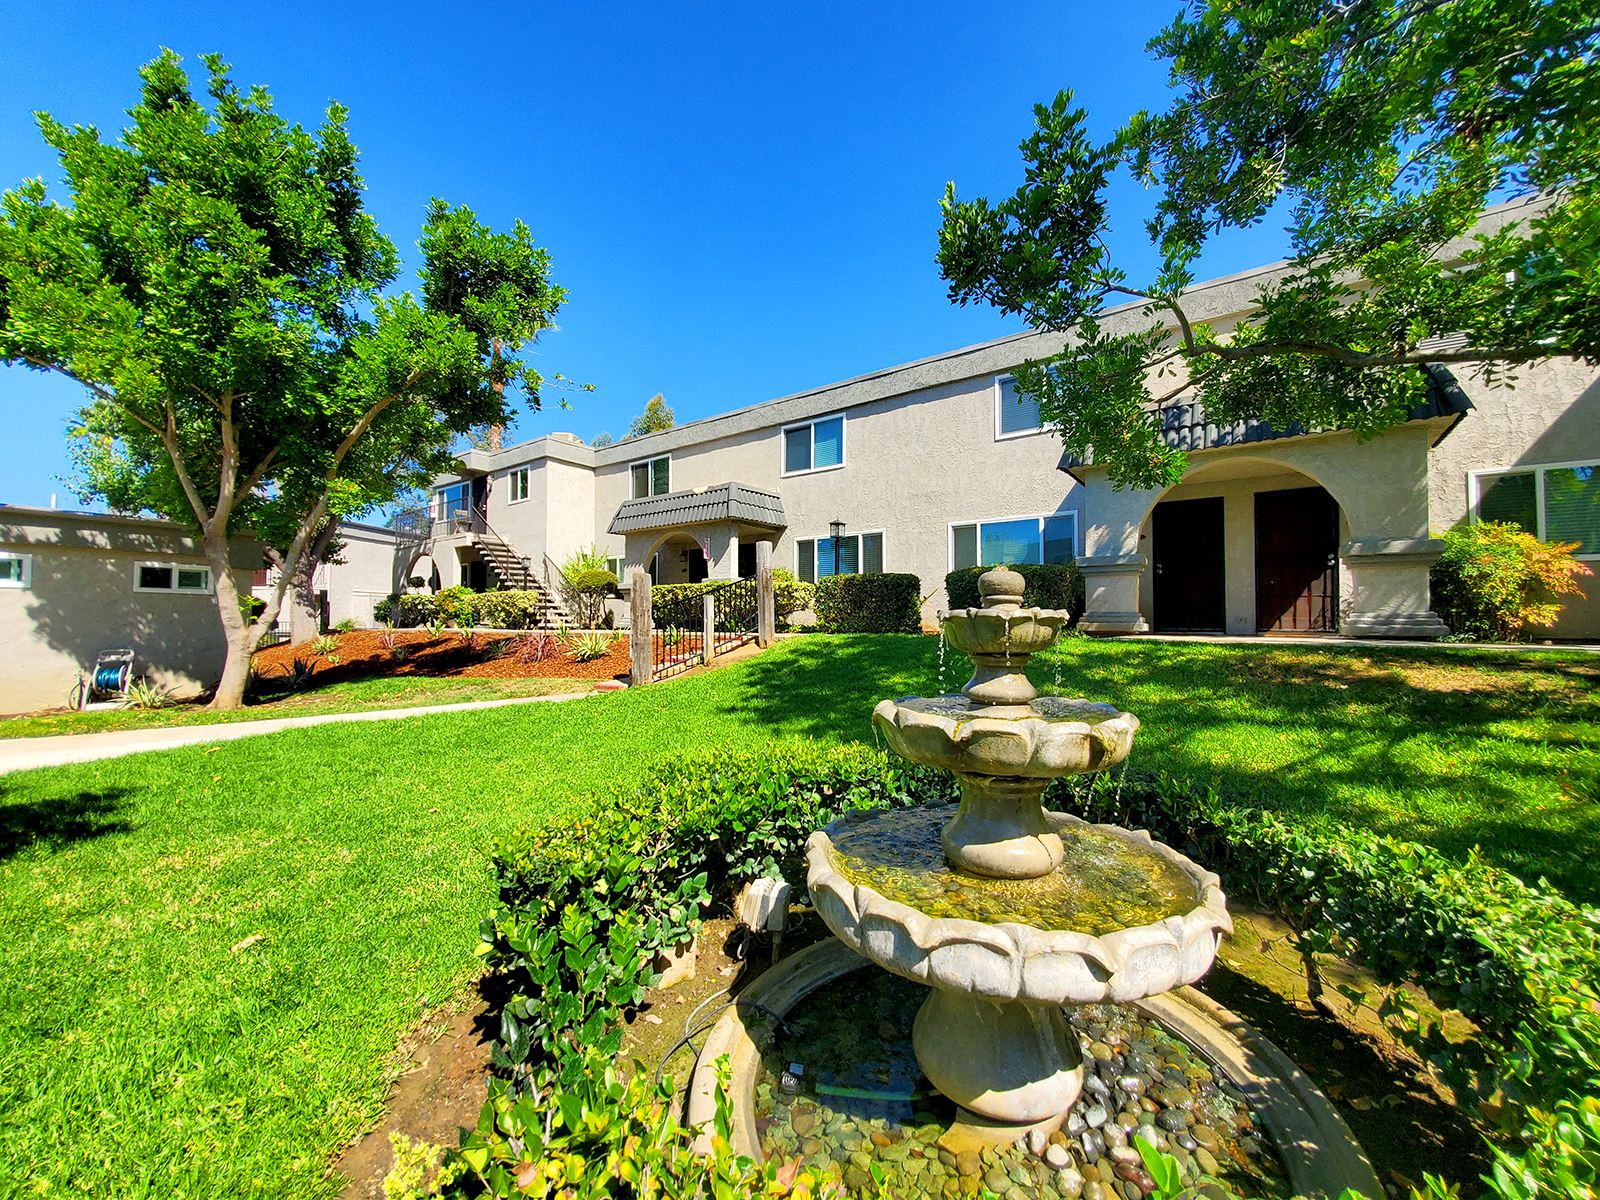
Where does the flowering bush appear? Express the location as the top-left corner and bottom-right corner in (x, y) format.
(1431, 522), (1591, 641)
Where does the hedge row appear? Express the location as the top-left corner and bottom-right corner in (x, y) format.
(373, 588), (561, 630)
(812, 572), (922, 633)
(945, 561), (1085, 620)
(457, 745), (1600, 1198)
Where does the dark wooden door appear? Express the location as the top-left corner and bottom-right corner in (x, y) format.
(1152, 497), (1225, 631)
(1255, 486), (1339, 632)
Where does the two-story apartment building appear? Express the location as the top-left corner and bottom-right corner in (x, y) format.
(382, 198), (1599, 642)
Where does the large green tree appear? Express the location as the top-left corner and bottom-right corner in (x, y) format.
(938, 0), (1599, 489)
(1, 51), (570, 708)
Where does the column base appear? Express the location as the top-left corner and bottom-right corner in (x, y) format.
(1340, 611), (1450, 639)
(1077, 611), (1150, 636)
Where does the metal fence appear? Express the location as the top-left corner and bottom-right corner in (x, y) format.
(651, 625), (704, 681)
(708, 576), (758, 652)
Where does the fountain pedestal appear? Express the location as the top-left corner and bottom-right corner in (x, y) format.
(803, 566), (1230, 1143)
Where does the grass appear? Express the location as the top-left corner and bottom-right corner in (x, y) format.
(0, 674), (594, 739)
(0, 635), (1595, 1196)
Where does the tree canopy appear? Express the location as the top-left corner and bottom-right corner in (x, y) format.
(0, 51), (572, 706)
(629, 392), (675, 436)
(938, 0), (1600, 489)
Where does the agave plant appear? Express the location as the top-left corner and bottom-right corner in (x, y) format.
(568, 631), (613, 663)
(118, 676), (175, 710)
(311, 634), (340, 656)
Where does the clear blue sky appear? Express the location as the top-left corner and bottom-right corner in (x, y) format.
(0, 1), (1293, 511)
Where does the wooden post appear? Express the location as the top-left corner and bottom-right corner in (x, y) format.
(756, 540), (775, 647)
(630, 569), (652, 686)
(702, 592), (716, 666)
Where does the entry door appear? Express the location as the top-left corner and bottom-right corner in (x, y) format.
(1255, 487), (1339, 632)
(1152, 497), (1225, 631)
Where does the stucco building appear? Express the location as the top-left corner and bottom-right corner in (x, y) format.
(0, 507), (260, 715)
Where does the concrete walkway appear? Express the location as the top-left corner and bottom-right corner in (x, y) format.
(0, 691), (597, 776)
(1121, 632), (1600, 653)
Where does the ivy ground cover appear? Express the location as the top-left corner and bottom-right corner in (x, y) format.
(0, 636), (1594, 1196)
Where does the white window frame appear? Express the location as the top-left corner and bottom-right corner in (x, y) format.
(993, 375), (1044, 441)
(947, 512), (1079, 570)
(794, 527), (885, 583)
(605, 555), (628, 581)
(780, 412), (848, 478)
(1469, 458), (1600, 559)
(0, 552), (31, 589)
(133, 561), (215, 594)
(630, 454), (672, 499)
(507, 466), (531, 504)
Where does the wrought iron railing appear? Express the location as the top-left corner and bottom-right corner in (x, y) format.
(648, 575), (759, 680)
(707, 576), (758, 650)
(651, 625), (703, 681)
(389, 506), (433, 540)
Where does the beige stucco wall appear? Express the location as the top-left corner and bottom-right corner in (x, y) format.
(1426, 359), (1600, 639)
(0, 509), (259, 715)
(317, 523), (407, 629)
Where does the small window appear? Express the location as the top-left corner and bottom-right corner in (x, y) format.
(951, 514), (1078, 569)
(796, 529), (883, 582)
(995, 376), (1043, 439)
(606, 556), (627, 581)
(0, 553), (31, 589)
(782, 415), (846, 475)
(135, 561), (213, 594)
(1472, 461), (1600, 557)
(631, 455), (670, 499)
(508, 467), (530, 503)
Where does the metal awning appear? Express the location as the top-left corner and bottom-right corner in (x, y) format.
(607, 481), (786, 535)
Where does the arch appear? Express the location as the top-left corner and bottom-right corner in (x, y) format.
(405, 553), (441, 593)
(1132, 452), (1355, 543)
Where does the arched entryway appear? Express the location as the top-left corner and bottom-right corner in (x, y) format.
(1140, 458), (1349, 635)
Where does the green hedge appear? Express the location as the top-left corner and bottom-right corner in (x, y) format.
(373, 589), (554, 629)
(812, 572), (922, 633)
(650, 576), (814, 630)
(945, 561), (1085, 620)
(460, 746), (1600, 1199)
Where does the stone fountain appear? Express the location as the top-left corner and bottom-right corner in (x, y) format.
(804, 567), (1231, 1144)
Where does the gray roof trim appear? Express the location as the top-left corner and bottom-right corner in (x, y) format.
(607, 481), (787, 535)
(1057, 364), (1476, 471)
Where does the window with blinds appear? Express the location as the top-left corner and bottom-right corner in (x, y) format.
(1473, 462), (1600, 556)
(995, 376), (1042, 439)
(782, 415), (846, 475)
(630, 455), (671, 499)
(795, 530), (883, 583)
(951, 514), (1077, 569)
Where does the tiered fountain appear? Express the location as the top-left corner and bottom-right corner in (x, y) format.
(689, 567), (1379, 1195)
(805, 567), (1230, 1143)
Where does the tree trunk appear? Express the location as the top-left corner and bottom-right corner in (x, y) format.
(206, 534), (263, 712)
(287, 565), (321, 644)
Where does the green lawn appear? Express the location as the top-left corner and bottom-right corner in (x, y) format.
(1, 635), (1595, 1197)
(0, 674), (593, 739)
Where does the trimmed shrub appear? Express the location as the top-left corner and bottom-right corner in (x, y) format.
(434, 584), (477, 626)
(945, 561), (1085, 620)
(771, 567), (815, 621)
(1431, 522), (1592, 641)
(812, 572), (921, 633)
(470, 590), (546, 630)
(568, 568), (618, 628)
(377, 593), (438, 627)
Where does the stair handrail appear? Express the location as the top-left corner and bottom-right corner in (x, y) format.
(543, 553), (582, 620)
(450, 502), (536, 590)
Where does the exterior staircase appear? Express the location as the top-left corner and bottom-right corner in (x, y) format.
(473, 529), (572, 628)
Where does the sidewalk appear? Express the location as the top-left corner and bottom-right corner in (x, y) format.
(0, 691), (596, 776)
(1122, 633), (1600, 653)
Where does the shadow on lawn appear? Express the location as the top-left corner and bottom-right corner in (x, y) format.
(728, 636), (1600, 902)
(0, 784), (134, 862)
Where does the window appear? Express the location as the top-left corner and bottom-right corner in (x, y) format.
(782, 415), (845, 475)
(1473, 460), (1600, 557)
(434, 482), (470, 522)
(795, 530), (883, 584)
(631, 455), (670, 499)
(0, 553), (30, 589)
(606, 556), (627, 582)
(134, 561), (214, 593)
(508, 467), (530, 503)
(994, 376), (1042, 439)
(950, 514), (1078, 569)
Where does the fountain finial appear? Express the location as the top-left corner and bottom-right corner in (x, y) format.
(943, 566), (1067, 707)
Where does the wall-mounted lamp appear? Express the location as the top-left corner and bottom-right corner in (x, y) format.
(829, 519), (845, 542)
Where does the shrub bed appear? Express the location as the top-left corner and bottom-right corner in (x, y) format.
(812, 572), (921, 633)
(374, 590), (557, 630)
(945, 562), (1085, 620)
(457, 747), (1599, 1198)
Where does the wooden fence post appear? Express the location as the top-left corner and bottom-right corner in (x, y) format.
(630, 569), (652, 686)
(756, 540), (775, 647)
(702, 592), (716, 666)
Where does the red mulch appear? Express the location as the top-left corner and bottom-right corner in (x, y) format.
(251, 629), (632, 686)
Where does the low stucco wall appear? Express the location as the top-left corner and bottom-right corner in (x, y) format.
(0, 509), (258, 716)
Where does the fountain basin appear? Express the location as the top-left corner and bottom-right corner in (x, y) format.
(942, 608), (1067, 658)
(805, 807), (1230, 1125)
(872, 696), (1138, 779)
